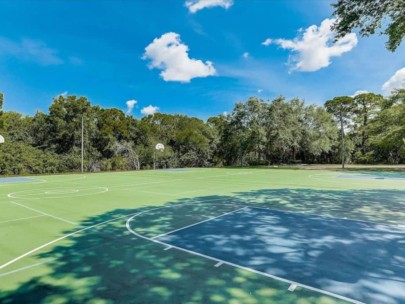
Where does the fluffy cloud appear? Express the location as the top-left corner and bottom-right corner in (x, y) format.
(56, 91), (68, 98)
(185, 0), (233, 13)
(126, 99), (137, 114)
(264, 18), (357, 72)
(351, 90), (369, 97)
(0, 36), (63, 66)
(261, 38), (272, 46)
(143, 32), (216, 82)
(382, 67), (405, 95)
(243, 52), (249, 59)
(141, 105), (159, 116)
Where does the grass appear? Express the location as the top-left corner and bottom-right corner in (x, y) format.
(0, 168), (404, 303)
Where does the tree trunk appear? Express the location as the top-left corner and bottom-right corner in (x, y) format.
(340, 117), (345, 169)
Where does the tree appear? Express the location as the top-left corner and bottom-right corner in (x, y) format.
(352, 93), (385, 161)
(0, 92), (4, 129)
(301, 105), (338, 162)
(325, 96), (354, 168)
(367, 89), (405, 163)
(111, 141), (140, 170)
(265, 97), (304, 163)
(332, 0), (405, 51)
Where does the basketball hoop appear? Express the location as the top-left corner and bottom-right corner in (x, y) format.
(0, 135), (4, 144)
(153, 143), (164, 170)
(155, 143), (164, 152)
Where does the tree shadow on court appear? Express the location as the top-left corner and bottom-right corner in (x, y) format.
(1, 187), (405, 303)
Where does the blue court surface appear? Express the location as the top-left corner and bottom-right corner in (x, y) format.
(338, 171), (405, 181)
(0, 177), (39, 184)
(157, 207), (405, 304)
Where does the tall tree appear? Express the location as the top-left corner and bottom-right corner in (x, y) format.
(265, 97), (304, 163)
(0, 92), (4, 129)
(332, 0), (405, 51)
(325, 96), (354, 168)
(0, 92), (3, 109)
(352, 93), (385, 160)
(367, 89), (405, 163)
(301, 105), (338, 162)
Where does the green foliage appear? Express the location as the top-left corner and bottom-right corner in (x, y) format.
(301, 105), (338, 162)
(0, 92), (4, 129)
(351, 93), (385, 161)
(1, 90), (405, 175)
(366, 89), (405, 163)
(215, 97), (338, 166)
(0, 141), (60, 175)
(325, 96), (354, 167)
(332, 0), (405, 51)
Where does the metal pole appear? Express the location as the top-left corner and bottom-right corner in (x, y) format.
(81, 115), (84, 173)
(153, 150), (156, 170)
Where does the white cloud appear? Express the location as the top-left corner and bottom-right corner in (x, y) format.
(243, 52), (249, 59)
(382, 67), (405, 95)
(143, 32), (216, 82)
(350, 90), (369, 97)
(54, 91), (68, 99)
(0, 36), (63, 66)
(267, 18), (357, 72)
(261, 38), (272, 46)
(141, 105), (159, 116)
(257, 89), (263, 93)
(126, 99), (137, 114)
(185, 0), (233, 13)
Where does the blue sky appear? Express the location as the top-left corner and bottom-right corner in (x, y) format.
(1, 0), (404, 119)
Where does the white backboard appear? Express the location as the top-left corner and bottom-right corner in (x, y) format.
(155, 143), (164, 151)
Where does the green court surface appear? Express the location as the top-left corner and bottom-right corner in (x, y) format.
(0, 168), (404, 304)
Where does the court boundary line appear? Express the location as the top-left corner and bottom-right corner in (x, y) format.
(0, 215), (45, 225)
(126, 203), (364, 304)
(7, 186), (109, 200)
(152, 206), (247, 239)
(0, 198), (233, 275)
(0, 260), (52, 277)
(0, 210), (146, 271)
(8, 201), (77, 225)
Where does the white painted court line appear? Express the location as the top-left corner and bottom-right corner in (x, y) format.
(164, 246), (172, 251)
(8, 186), (109, 200)
(152, 206), (247, 240)
(0, 215), (46, 225)
(0, 210), (142, 271)
(0, 260), (52, 277)
(288, 283), (297, 292)
(214, 261), (223, 267)
(126, 205), (365, 304)
(8, 201), (77, 226)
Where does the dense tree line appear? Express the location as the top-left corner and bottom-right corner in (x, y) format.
(0, 89), (404, 175)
